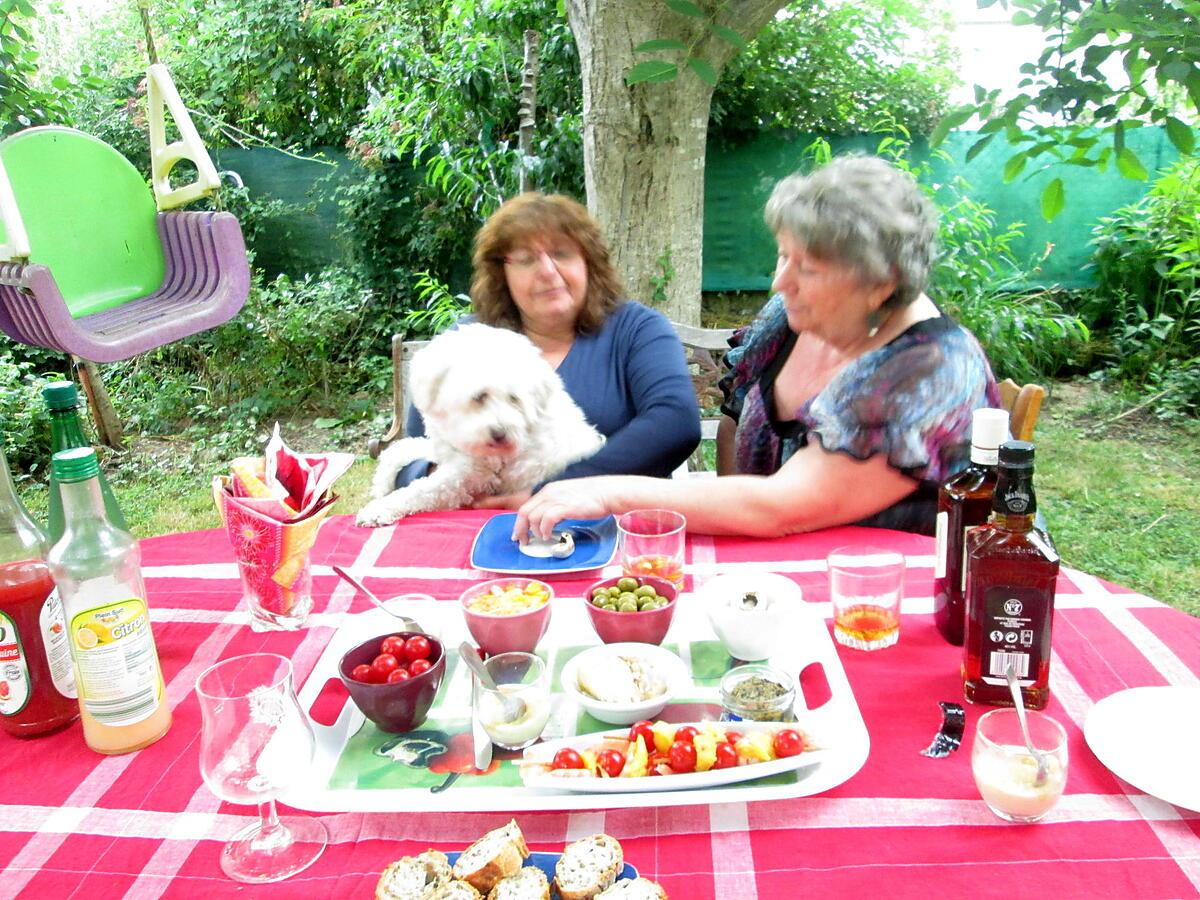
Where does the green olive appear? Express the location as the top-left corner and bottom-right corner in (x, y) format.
(617, 577), (639, 593)
(591, 595), (608, 607)
(618, 591), (638, 606)
(607, 586), (622, 598)
(634, 585), (657, 599)
(618, 600), (639, 613)
(591, 587), (609, 600)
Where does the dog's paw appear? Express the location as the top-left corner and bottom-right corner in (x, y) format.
(356, 500), (397, 528)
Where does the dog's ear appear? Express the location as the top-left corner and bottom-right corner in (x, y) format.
(410, 344), (450, 415)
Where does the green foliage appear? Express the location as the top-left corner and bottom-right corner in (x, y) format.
(401, 273), (472, 339)
(934, 0), (1199, 219)
(1088, 157), (1200, 417)
(0, 344), (67, 471)
(0, 0), (70, 135)
(710, 1), (957, 139)
(627, 0), (747, 87)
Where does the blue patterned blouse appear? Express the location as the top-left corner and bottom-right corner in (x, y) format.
(718, 294), (1001, 535)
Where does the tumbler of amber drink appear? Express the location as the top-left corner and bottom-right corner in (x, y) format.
(827, 546), (905, 651)
(617, 509), (686, 588)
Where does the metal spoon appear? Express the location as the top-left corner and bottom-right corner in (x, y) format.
(331, 564), (420, 629)
(457, 641), (526, 724)
(1006, 664), (1050, 787)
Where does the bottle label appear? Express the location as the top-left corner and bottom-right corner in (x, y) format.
(934, 511), (948, 579)
(69, 599), (163, 726)
(0, 610), (31, 716)
(40, 589), (77, 699)
(970, 446), (999, 466)
(978, 586), (1050, 687)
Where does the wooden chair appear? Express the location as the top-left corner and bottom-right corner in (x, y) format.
(997, 378), (1047, 442)
(670, 321), (736, 473)
(367, 322), (739, 471)
(368, 333), (429, 459)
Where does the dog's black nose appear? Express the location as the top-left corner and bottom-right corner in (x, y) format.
(489, 427), (507, 443)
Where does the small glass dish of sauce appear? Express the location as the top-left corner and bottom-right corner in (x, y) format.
(719, 664), (796, 722)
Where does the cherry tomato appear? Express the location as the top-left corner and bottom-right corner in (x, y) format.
(629, 720), (656, 752)
(350, 664), (373, 683)
(668, 739), (697, 773)
(380, 635), (407, 657)
(408, 658), (433, 676)
(370, 653), (400, 681)
(386, 668), (412, 683)
(551, 748), (586, 770)
(403, 635), (433, 663)
(713, 741), (738, 769)
(596, 749), (626, 778)
(773, 729), (804, 758)
(673, 725), (699, 745)
(647, 751), (670, 775)
(724, 730), (743, 746)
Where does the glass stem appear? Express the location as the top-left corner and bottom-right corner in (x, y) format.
(253, 799), (290, 851)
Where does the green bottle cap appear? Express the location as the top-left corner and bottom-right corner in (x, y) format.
(52, 447), (100, 483)
(43, 380), (80, 411)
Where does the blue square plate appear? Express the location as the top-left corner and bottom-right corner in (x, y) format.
(445, 850), (638, 884)
(469, 513), (618, 575)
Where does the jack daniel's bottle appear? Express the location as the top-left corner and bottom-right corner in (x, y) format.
(962, 441), (1059, 710)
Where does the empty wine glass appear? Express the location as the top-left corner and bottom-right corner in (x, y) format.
(195, 653), (327, 883)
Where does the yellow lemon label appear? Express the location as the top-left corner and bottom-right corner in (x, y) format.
(69, 599), (164, 726)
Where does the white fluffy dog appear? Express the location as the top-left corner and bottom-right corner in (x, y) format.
(357, 323), (605, 527)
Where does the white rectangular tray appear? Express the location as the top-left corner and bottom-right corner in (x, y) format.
(285, 593), (869, 812)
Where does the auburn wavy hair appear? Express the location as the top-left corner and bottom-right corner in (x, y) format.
(471, 192), (624, 334)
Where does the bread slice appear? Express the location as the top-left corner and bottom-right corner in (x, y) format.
(376, 850), (454, 900)
(452, 819), (530, 894)
(486, 866), (551, 900)
(553, 834), (624, 900)
(596, 878), (668, 899)
(433, 882), (484, 900)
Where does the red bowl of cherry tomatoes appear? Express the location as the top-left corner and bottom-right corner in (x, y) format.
(338, 631), (445, 733)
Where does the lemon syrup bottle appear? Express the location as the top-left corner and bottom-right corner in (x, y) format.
(46, 448), (170, 753)
(962, 441), (1060, 710)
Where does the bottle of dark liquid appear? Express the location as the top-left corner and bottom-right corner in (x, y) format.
(962, 441), (1059, 710)
(43, 381), (128, 544)
(933, 407), (1010, 645)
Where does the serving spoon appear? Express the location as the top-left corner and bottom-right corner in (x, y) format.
(457, 641), (526, 724)
(1006, 664), (1050, 788)
(331, 564), (422, 629)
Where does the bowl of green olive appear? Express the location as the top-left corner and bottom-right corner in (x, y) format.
(583, 574), (678, 645)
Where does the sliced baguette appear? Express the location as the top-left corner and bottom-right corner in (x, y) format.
(433, 882), (484, 900)
(553, 834), (624, 900)
(596, 878), (668, 899)
(452, 819), (530, 894)
(376, 850), (455, 900)
(486, 866), (551, 900)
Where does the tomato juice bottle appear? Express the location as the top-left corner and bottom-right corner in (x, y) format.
(962, 441), (1059, 710)
(0, 436), (79, 738)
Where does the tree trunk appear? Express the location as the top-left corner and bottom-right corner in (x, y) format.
(565, 0), (786, 325)
(518, 29), (540, 193)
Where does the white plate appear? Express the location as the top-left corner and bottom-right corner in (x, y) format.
(520, 721), (826, 793)
(1083, 685), (1200, 812)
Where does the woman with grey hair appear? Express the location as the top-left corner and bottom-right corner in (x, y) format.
(513, 155), (1000, 539)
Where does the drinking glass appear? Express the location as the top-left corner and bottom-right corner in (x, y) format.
(827, 546), (905, 650)
(196, 653), (327, 883)
(236, 556), (314, 632)
(617, 509), (686, 588)
(972, 707), (1068, 823)
(471, 652), (550, 751)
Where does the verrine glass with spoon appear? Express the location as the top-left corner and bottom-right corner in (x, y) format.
(196, 653), (328, 882)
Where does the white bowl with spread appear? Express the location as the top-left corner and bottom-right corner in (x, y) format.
(699, 573), (804, 662)
(560, 642), (688, 725)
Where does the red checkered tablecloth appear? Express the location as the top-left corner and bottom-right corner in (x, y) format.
(2, 512), (1197, 899)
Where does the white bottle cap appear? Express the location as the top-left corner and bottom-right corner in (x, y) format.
(970, 407), (1011, 461)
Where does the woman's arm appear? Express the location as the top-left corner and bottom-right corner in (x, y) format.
(555, 306), (701, 479)
(516, 443), (917, 540)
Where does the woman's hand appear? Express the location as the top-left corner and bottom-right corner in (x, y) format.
(513, 478), (617, 542)
(471, 490), (533, 510)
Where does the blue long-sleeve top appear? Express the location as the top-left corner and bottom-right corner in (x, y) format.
(402, 301), (701, 481)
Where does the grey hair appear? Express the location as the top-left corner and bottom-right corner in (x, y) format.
(764, 154), (938, 309)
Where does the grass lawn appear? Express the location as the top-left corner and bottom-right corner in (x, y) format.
(15, 379), (1199, 618)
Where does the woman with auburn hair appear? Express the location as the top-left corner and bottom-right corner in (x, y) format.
(514, 155), (1001, 540)
(396, 192), (700, 506)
